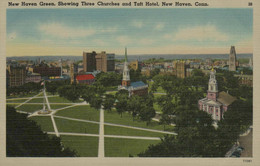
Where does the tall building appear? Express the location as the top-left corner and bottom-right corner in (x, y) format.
(118, 48), (148, 96)
(83, 51), (97, 72)
(95, 51), (115, 72)
(173, 60), (189, 78)
(229, 46), (237, 71)
(70, 63), (78, 84)
(83, 51), (115, 72)
(198, 69), (236, 121)
(7, 65), (26, 87)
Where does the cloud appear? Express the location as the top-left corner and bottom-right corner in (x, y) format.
(171, 24), (229, 42)
(100, 27), (118, 33)
(131, 20), (143, 28)
(7, 32), (17, 41)
(154, 23), (164, 31)
(94, 39), (107, 46)
(139, 39), (155, 45)
(116, 36), (132, 46)
(38, 23), (96, 38)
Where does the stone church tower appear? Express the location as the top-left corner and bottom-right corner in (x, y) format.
(229, 46), (237, 71)
(122, 48), (131, 87)
(207, 69), (218, 101)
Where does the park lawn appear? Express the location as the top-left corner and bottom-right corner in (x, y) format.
(104, 110), (174, 131)
(50, 104), (74, 110)
(29, 116), (54, 132)
(7, 92), (42, 99)
(105, 137), (160, 157)
(104, 125), (166, 138)
(27, 97), (44, 103)
(6, 99), (27, 103)
(6, 103), (19, 107)
(48, 96), (81, 103)
(55, 105), (100, 122)
(16, 104), (45, 113)
(54, 118), (99, 134)
(61, 135), (98, 157)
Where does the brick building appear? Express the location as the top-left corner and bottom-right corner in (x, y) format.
(6, 65), (26, 87)
(76, 74), (95, 85)
(83, 51), (97, 72)
(83, 51), (115, 72)
(33, 64), (61, 77)
(25, 73), (41, 83)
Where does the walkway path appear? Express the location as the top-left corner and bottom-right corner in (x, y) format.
(7, 102), (82, 105)
(50, 115), (60, 137)
(7, 95), (59, 100)
(15, 92), (42, 109)
(53, 115), (176, 135)
(47, 132), (161, 140)
(43, 89), (51, 111)
(98, 107), (105, 158)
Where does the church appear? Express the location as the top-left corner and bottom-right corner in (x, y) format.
(118, 48), (148, 96)
(198, 69), (236, 121)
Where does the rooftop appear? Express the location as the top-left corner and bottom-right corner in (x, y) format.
(217, 91), (236, 106)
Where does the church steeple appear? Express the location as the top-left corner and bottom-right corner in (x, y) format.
(122, 47), (131, 86)
(207, 69), (218, 101)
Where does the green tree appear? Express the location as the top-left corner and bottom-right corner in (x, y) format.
(102, 94), (115, 112)
(6, 106), (77, 157)
(115, 89), (129, 117)
(139, 105), (156, 126)
(127, 95), (142, 121)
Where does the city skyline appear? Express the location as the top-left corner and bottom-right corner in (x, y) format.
(7, 8), (253, 56)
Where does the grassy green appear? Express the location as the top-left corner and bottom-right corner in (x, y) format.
(29, 116), (54, 132)
(6, 92), (41, 99)
(16, 104), (45, 113)
(6, 99), (28, 103)
(54, 118), (99, 134)
(27, 97), (44, 103)
(61, 135), (98, 157)
(55, 105), (100, 122)
(104, 110), (173, 131)
(50, 104), (74, 110)
(105, 137), (160, 157)
(48, 96), (82, 103)
(6, 104), (19, 107)
(105, 91), (117, 96)
(104, 125), (165, 138)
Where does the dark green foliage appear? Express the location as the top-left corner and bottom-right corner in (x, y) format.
(139, 97), (252, 157)
(6, 106), (77, 157)
(102, 94), (115, 112)
(7, 82), (42, 96)
(95, 72), (122, 87)
(46, 80), (69, 95)
(115, 90), (129, 117)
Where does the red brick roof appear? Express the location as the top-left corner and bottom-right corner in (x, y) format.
(76, 74), (95, 81)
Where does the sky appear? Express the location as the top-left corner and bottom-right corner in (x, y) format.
(6, 8), (253, 56)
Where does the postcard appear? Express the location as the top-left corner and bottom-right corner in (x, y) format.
(0, 0), (259, 165)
